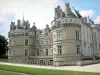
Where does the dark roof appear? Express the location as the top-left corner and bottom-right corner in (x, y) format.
(73, 8), (82, 18)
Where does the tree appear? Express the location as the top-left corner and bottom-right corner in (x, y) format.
(0, 35), (8, 56)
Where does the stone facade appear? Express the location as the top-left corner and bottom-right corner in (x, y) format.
(8, 3), (100, 66)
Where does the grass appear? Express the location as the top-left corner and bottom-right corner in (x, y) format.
(0, 70), (27, 75)
(0, 64), (100, 75)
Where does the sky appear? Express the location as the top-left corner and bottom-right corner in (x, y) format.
(0, 0), (100, 38)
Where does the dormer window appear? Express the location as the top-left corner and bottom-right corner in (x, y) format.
(25, 32), (28, 36)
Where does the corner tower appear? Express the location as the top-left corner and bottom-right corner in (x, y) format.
(51, 3), (82, 66)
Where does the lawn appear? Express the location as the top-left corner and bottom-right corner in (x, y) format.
(0, 64), (99, 75)
(0, 70), (27, 75)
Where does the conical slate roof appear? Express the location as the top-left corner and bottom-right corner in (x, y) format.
(65, 3), (77, 18)
(73, 7), (82, 18)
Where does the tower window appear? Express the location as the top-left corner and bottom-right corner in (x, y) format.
(37, 49), (39, 56)
(46, 40), (48, 45)
(76, 45), (80, 54)
(25, 49), (28, 56)
(57, 13), (60, 18)
(46, 49), (48, 56)
(57, 21), (61, 27)
(99, 44), (100, 49)
(57, 30), (62, 40)
(58, 45), (62, 54)
(76, 31), (80, 40)
(25, 39), (28, 46)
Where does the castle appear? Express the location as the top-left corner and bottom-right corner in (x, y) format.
(8, 3), (100, 66)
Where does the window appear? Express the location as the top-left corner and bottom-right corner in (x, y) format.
(37, 49), (39, 56)
(12, 40), (15, 45)
(25, 32), (28, 36)
(57, 13), (60, 18)
(25, 49), (28, 56)
(46, 33), (48, 36)
(46, 49), (48, 56)
(41, 40), (44, 45)
(76, 45), (80, 54)
(58, 45), (62, 54)
(76, 31), (80, 40)
(99, 44), (100, 49)
(46, 40), (48, 44)
(53, 35), (55, 39)
(9, 49), (11, 55)
(25, 39), (28, 46)
(57, 30), (62, 40)
(57, 21), (61, 27)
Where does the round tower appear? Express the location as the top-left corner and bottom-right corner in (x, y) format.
(51, 3), (82, 66)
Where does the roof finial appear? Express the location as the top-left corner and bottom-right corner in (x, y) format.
(65, 0), (66, 4)
(33, 22), (35, 26)
(23, 12), (24, 21)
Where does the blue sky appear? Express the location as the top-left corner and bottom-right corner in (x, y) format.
(0, 0), (100, 38)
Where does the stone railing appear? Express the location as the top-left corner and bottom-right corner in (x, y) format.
(77, 60), (100, 66)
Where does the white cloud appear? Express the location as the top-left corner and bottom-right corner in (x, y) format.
(94, 16), (100, 24)
(79, 10), (94, 17)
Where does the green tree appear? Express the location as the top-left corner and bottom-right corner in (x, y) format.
(0, 35), (8, 56)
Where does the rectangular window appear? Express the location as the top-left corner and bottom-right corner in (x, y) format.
(57, 30), (62, 40)
(46, 49), (48, 56)
(25, 32), (28, 36)
(58, 45), (62, 54)
(25, 49), (28, 56)
(76, 31), (80, 40)
(76, 45), (80, 54)
(25, 39), (28, 46)
(46, 40), (48, 45)
(99, 44), (100, 49)
(57, 13), (60, 18)
(37, 49), (39, 56)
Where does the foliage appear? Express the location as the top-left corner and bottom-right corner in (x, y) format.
(0, 64), (99, 75)
(0, 35), (8, 56)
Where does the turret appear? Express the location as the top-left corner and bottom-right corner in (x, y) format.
(32, 22), (36, 31)
(17, 19), (21, 29)
(45, 24), (51, 36)
(54, 5), (63, 19)
(10, 22), (16, 31)
(25, 20), (30, 30)
(65, 3), (76, 17)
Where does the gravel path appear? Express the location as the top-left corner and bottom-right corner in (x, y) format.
(0, 62), (100, 73)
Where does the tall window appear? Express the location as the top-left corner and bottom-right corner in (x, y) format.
(46, 49), (48, 56)
(57, 30), (62, 40)
(46, 40), (48, 45)
(57, 13), (60, 18)
(25, 39), (28, 46)
(25, 49), (28, 56)
(37, 49), (39, 56)
(76, 45), (80, 54)
(58, 45), (62, 54)
(99, 44), (100, 49)
(76, 31), (80, 40)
